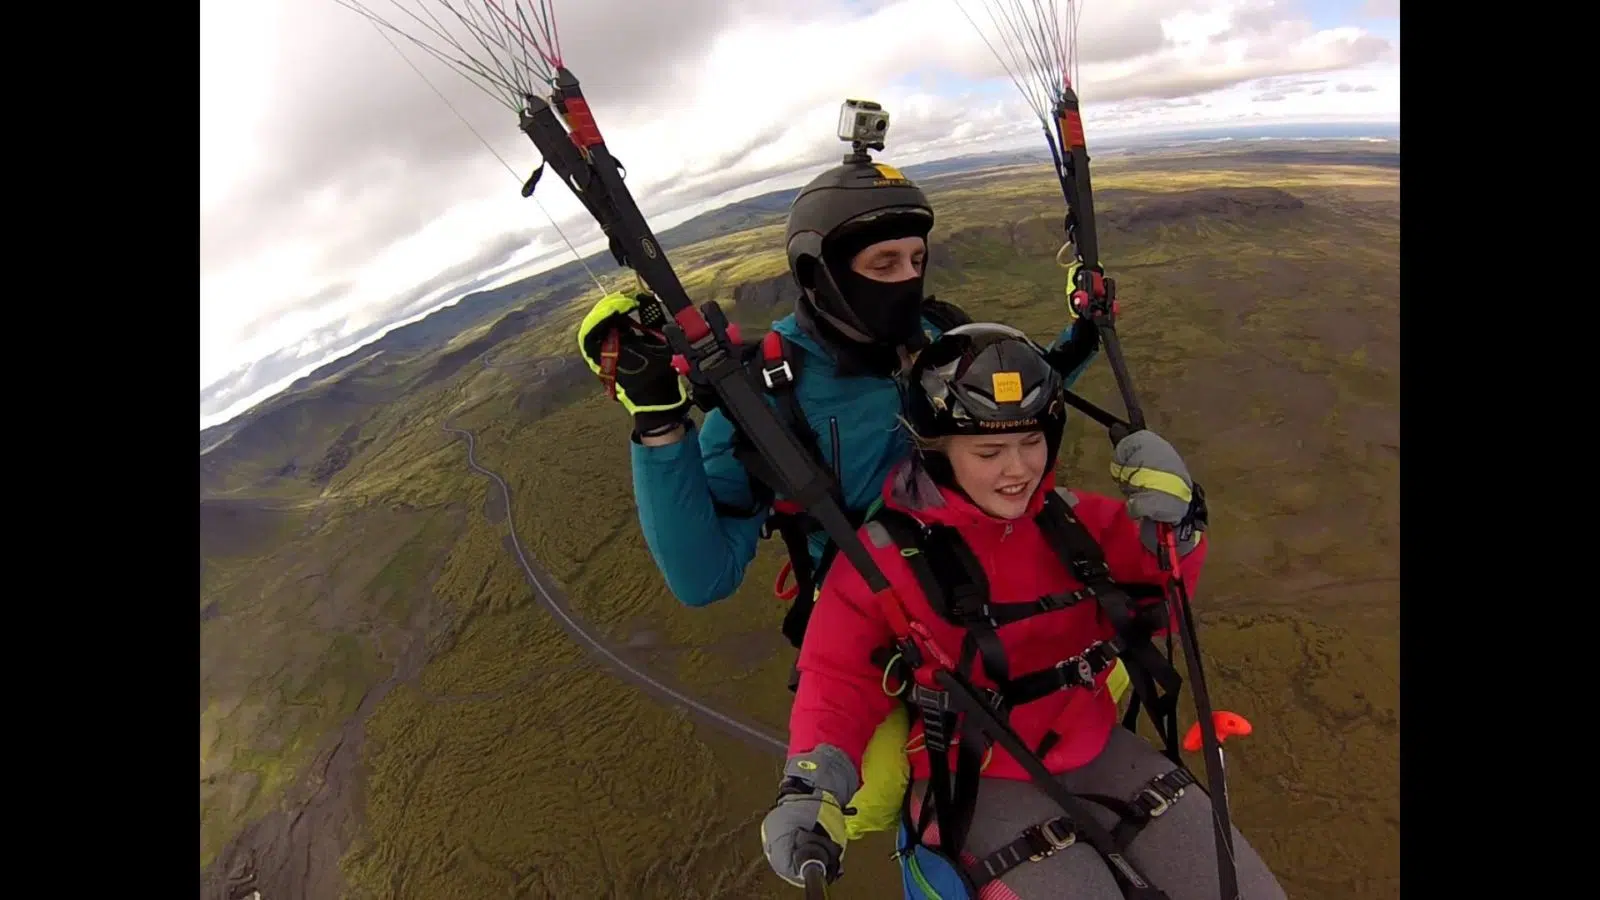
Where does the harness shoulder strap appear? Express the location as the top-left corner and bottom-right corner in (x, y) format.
(1035, 489), (1168, 632)
(721, 331), (851, 651)
(755, 330), (811, 462)
(869, 510), (943, 605)
(872, 508), (999, 864)
(728, 331), (815, 492)
(709, 338), (786, 517)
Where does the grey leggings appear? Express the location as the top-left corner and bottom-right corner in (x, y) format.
(913, 727), (1288, 900)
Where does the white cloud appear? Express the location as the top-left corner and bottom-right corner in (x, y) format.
(199, 0), (1398, 428)
(200, 2), (280, 215)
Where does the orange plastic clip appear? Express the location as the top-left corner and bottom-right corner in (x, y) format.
(1182, 711), (1253, 753)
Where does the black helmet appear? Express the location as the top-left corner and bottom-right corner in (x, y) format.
(907, 323), (1069, 477)
(785, 159), (934, 347)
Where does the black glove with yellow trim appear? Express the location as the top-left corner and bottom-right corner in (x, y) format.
(576, 291), (691, 436)
(760, 744), (856, 887)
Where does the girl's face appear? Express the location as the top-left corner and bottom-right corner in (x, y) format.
(945, 431), (1049, 519)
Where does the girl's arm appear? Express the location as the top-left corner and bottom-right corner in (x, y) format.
(787, 543), (900, 773)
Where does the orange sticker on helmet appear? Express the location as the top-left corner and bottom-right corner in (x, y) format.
(991, 371), (1023, 403)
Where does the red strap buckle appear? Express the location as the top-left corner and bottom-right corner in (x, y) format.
(761, 329), (784, 361)
(668, 324), (743, 378)
(759, 330), (793, 388)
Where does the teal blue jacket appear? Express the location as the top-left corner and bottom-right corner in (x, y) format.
(631, 314), (1097, 607)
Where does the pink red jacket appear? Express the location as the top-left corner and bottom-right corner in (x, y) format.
(788, 460), (1207, 784)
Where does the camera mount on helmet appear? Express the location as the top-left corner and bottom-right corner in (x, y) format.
(837, 99), (890, 164)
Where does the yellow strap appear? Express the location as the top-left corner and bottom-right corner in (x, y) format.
(1108, 463), (1192, 504)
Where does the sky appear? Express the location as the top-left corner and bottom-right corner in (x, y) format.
(199, 0), (1400, 430)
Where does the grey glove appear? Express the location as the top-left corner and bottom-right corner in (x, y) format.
(1111, 430), (1204, 557)
(760, 744), (858, 887)
(1110, 430), (1197, 524)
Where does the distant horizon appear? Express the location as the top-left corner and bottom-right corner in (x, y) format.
(200, 118), (1398, 434)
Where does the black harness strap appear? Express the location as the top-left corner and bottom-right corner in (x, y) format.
(1106, 767), (1197, 848)
(907, 683), (982, 861)
(715, 332), (844, 651)
(968, 815), (1080, 891)
(979, 581), (1164, 628)
(968, 766), (1198, 891)
(1005, 637), (1122, 704)
(727, 336), (822, 503)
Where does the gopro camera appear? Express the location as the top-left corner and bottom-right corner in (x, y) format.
(837, 99), (890, 149)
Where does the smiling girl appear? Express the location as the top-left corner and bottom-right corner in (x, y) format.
(759, 323), (1286, 899)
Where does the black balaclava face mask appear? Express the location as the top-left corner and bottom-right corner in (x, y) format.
(816, 212), (932, 354)
(832, 265), (927, 347)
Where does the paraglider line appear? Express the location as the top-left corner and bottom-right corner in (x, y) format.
(364, 11), (604, 294)
(484, 0), (558, 68)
